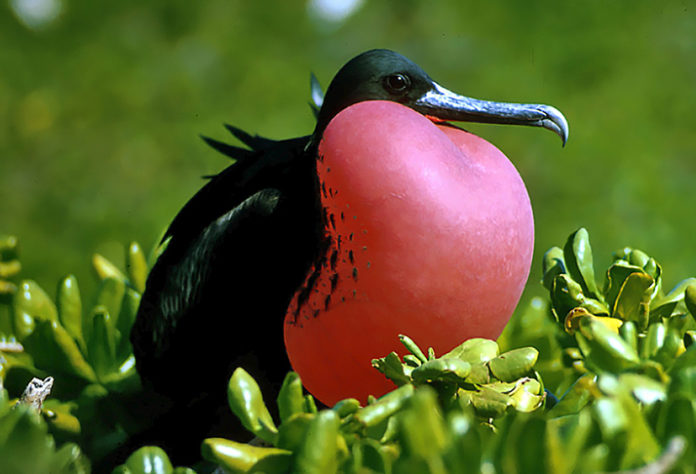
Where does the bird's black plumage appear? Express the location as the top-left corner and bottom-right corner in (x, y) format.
(128, 49), (569, 463)
(124, 132), (323, 464)
(131, 129), (321, 394)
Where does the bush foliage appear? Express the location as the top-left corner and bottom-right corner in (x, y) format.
(1, 228), (696, 473)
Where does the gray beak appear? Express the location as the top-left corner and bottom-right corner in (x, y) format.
(415, 82), (569, 145)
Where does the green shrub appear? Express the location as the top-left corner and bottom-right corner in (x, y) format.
(2, 228), (696, 473)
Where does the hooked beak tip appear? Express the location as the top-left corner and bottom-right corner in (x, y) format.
(536, 105), (569, 146)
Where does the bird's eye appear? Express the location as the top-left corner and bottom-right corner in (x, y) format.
(383, 73), (411, 94)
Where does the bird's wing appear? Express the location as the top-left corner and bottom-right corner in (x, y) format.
(162, 134), (310, 252)
(133, 187), (282, 356)
(131, 133), (317, 400)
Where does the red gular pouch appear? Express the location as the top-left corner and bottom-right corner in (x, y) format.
(285, 100), (534, 406)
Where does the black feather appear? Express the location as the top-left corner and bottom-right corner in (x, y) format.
(224, 124), (277, 151)
(200, 135), (254, 161)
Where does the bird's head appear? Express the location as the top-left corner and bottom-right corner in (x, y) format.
(314, 49), (568, 145)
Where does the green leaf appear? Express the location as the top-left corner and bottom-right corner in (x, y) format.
(619, 321), (638, 353)
(277, 372), (305, 422)
(542, 246), (566, 290)
(12, 280), (58, 340)
(172, 468), (196, 474)
(350, 438), (391, 473)
(464, 362), (491, 385)
(442, 338), (499, 364)
(550, 274), (585, 320)
(643, 255), (660, 275)
(502, 415), (548, 474)
(614, 391), (661, 468)
(304, 394), (318, 414)
(592, 397), (628, 446)
(685, 282), (696, 319)
(92, 253), (126, 282)
(605, 263), (645, 315)
(293, 410), (340, 474)
(23, 320), (96, 383)
(332, 398), (361, 418)
(580, 297), (610, 315)
(579, 444), (610, 472)
(42, 400), (82, 438)
(577, 316), (640, 373)
(617, 373), (666, 405)
(642, 322), (666, 359)
(277, 413), (314, 451)
(547, 410), (593, 474)
(353, 384), (414, 429)
(371, 352), (411, 386)
(116, 289), (140, 360)
(507, 378), (544, 412)
(411, 358), (471, 385)
(652, 328), (682, 369)
(655, 395), (695, 455)
(670, 366), (696, 398)
(126, 242), (148, 293)
(403, 354), (422, 367)
(227, 368), (278, 444)
(469, 386), (511, 418)
(442, 410), (482, 470)
(488, 347), (538, 382)
(398, 387), (448, 461)
(56, 275), (84, 351)
(667, 313), (690, 335)
(627, 248), (650, 268)
(123, 446), (173, 474)
(201, 438), (291, 474)
(94, 277), (125, 329)
(148, 235), (170, 268)
(377, 416), (399, 444)
(591, 378), (662, 469)
(0, 259), (21, 280)
(563, 228), (602, 300)
(0, 235), (18, 257)
(613, 271), (654, 329)
(97, 354), (139, 392)
(399, 334), (427, 364)
(0, 405), (88, 474)
(53, 443), (90, 473)
(650, 277), (696, 318)
(87, 306), (117, 380)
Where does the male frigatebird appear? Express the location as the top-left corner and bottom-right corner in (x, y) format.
(130, 49), (567, 455)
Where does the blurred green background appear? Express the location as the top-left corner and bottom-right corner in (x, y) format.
(1, 0), (695, 304)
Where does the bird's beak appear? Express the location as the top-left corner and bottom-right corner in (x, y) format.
(414, 82), (569, 146)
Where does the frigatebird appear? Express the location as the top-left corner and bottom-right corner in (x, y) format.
(129, 49), (568, 457)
